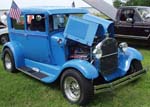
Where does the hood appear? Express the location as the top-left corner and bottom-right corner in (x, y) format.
(83, 0), (117, 21)
(64, 15), (99, 46)
(64, 15), (114, 46)
(83, 14), (114, 38)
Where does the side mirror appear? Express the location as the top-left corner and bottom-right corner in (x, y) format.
(126, 18), (133, 23)
(145, 14), (150, 19)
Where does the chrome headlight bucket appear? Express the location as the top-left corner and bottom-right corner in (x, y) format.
(119, 42), (128, 52)
(93, 42), (102, 59)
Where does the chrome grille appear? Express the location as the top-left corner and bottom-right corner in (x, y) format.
(100, 38), (118, 75)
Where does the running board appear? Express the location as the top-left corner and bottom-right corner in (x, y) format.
(18, 66), (49, 81)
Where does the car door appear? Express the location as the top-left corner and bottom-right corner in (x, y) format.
(115, 9), (135, 38)
(131, 10), (150, 40)
(24, 14), (51, 64)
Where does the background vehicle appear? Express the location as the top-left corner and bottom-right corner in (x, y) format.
(0, 21), (9, 44)
(115, 6), (150, 42)
(2, 7), (146, 105)
(84, 0), (150, 44)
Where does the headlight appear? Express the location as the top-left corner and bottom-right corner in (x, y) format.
(93, 42), (102, 59)
(119, 42), (128, 52)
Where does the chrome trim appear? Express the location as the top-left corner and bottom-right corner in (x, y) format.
(94, 69), (146, 94)
(117, 25), (150, 29)
(64, 77), (81, 102)
(115, 34), (150, 40)
(5, 54), (12, 70)
(101, 52), (118, 58)
(17, 68), (41, 80)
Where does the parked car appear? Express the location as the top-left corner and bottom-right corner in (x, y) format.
(115, 6), (150, 42)
(84, 0), (150, 44)
(2, 7), (146, 105)
(0, 21), (9, 44)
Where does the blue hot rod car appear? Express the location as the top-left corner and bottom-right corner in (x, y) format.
(2, 7), (146, 105)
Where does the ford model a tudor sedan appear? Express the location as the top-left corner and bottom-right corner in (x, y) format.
(2, 7), (146, 105)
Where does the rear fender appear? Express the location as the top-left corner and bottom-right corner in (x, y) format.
(2, 42), (24, 68)
(62, 59), (99, 79)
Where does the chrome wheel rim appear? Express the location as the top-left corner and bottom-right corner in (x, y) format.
(64, 77), (81, 102)
(4, 53), (12, 70)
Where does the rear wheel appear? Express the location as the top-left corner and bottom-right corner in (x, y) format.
(128, 60), (143, 74)
(3, 48), (16, 73)
(60, 69), (93, 106)
(0, 34), (9, 45)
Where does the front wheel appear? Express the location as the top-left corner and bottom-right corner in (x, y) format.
(3, 48), (16, 73)
(128, 60), (143, 74)
(60, 69), (94, 106)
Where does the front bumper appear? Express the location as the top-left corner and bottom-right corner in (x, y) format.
(94, 69), (146, 94)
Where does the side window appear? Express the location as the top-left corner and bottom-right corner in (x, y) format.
(120, 9), (135, 21)
(133, 12), (141, 21)
(53, 15), (66, 30)
(52, 14), (69, 30)
(27, 14), (46, 32)
(48, 14), (84, 32)
(11, 15), (25, 30)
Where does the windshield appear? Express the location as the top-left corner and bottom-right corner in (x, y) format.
(137, 7), (150, 21)
(49, 14), (84, 32)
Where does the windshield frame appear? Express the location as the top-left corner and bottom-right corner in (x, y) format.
(48, 13), (85, 32)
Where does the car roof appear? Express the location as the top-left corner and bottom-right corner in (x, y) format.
(21, 6), (88, 15)
(119, 6), (150, 9)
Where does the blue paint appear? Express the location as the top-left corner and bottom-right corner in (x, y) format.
(83, 14), (114, 37)
(50, 32), (66, 65)
(102, 47), (143, 81)
(62, 59), (99, 79)
(3, 42), (24, 68)
(64, 16), (99, 46)
(21, 7), (88, 15)
(2, 6), (143, 84)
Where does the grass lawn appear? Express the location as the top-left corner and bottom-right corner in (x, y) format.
(0, 46), (150, 107)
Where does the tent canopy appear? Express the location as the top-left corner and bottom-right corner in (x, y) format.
(84, 0), (117, 21)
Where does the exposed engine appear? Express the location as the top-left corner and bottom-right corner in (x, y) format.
(67, 36), (118, 75)
(67, 36), (104, 62)
(67, 39), (90, 61)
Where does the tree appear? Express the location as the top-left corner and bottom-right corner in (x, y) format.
(113, 0), (123, 8)
(125, 0), (150, 6)
(113, 0), (150, 7)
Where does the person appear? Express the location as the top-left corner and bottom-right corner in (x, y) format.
(0, 12), (7, 26)
(72, 1), (75, 7)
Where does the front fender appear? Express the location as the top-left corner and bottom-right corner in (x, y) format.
(2, 41), (24, 68)
(62, 59), (99, 79)
(118, 47), (143, 73)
